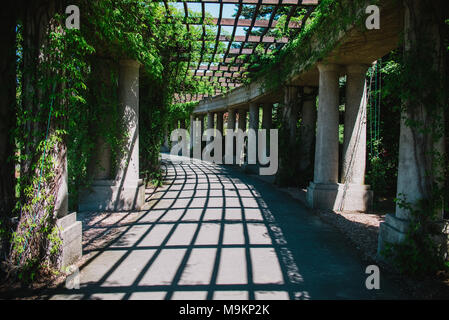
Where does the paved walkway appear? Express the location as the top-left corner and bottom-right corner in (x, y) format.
(48, 154), (404, 300)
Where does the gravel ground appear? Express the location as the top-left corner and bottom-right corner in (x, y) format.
(272, 186), (449, 299)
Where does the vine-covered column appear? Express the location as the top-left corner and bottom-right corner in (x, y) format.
(378, 0), (448, 260)
(189, 114), (195, 154)
(249, 102), (259, 131)
(117, 59), (142, 196)
(80, 59), (144, 211)
(227, 109), (236, 132)
(198, 114), (205, 137)
(262, 103), (272, 130)
(238, 109), (247, 131)
(207, 112), (214, 131)
(276, 85), (301, 185)
(216, 112), (224, 137)
(298, 87), (317, 187)
(307, 63), (341, 209)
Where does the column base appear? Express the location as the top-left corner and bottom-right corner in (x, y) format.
(56, 212), (82, 269)
(378, 214), (449, 261)
(306, 182), (373, 212)
(79, 179), (145, 212)
(377, 214), (410, 257)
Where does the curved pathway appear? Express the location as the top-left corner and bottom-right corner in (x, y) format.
(48, 154), (404, 300)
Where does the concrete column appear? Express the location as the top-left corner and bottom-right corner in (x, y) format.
(87, 60), (112, 180)
(298, 87), (317, 178)
(283, 86), (300, 147)
(117, 60), (140, 186)
(313, 64), (340, 184)
(249, 102), (259, 130)
(262, 103), (272, 130)
(198, 114), (205, 136)
(80, 59), (144, 211)
(216, 112), (224, 136)
(90, 137), (112, 179)
(378, 2), (448, 255)
(238, 109), (247, 131)
(207, 112), (214, 130)
(342, 65), (369, 185)
(162, 123), (170, 152)
(189, 114), (195, 152)
(227, 109), (236, 132)
(307, 63), (341, 210)
(55, 151), (68, 218)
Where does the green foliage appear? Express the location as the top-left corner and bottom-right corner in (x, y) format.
(365, 54), (401, 199)
(383, 195), (448, 276)
(244, 0), (378, 90)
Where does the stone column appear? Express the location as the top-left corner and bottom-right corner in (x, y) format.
(307, 63), (341, 210)
(262, 103), (272, 130)
(339, 65), (373, 211)
(298, 87), (317, 184)
(198, 114), (205, 136)
(343, 65), (369, 184)
(216, 112), (224, 136)
(162, 123), (170, 152)
(80, 59), (144, 211)
(238, 109), (247, 131)
(115, 59), (144, 209)
(379, 0), (448, 256)
(207, 112), (214, 130)
(284, 86), (300, 147)
(227, 109), (236, 132)
(249, 102), (259, 131)
(189, 114), (195, 153)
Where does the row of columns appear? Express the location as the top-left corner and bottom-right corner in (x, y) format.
(307, 63), (372, 212)
(189, 63), (372, 213)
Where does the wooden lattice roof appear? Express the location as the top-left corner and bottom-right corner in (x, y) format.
(162, 0), (319, 104)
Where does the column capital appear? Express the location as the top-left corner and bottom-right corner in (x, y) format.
(346, 64), (370, 75)
(120, 59), (141, 69)
(317, 63), (341, 73)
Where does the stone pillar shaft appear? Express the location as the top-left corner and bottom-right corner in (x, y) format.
(198, 114), (205, 136)
(227, 109), (236, 132)
(249, 103), (259, 130)
(262, 104), (272, 130)
(117, 59), (140, 185)
(313, 64), (340, 184)
(216, 112), (224, 135)
(342, 65), (369, 185)
(207, 112), (214, 130)
(284, 86), (300, 147)
(79, 59), (144, 211)
(238, 109), (247, 131)
(299, 87), (317, 173)
(190, 114), (195, 151)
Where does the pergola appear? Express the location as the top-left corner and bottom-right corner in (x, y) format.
(162, 0), (319, 103)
